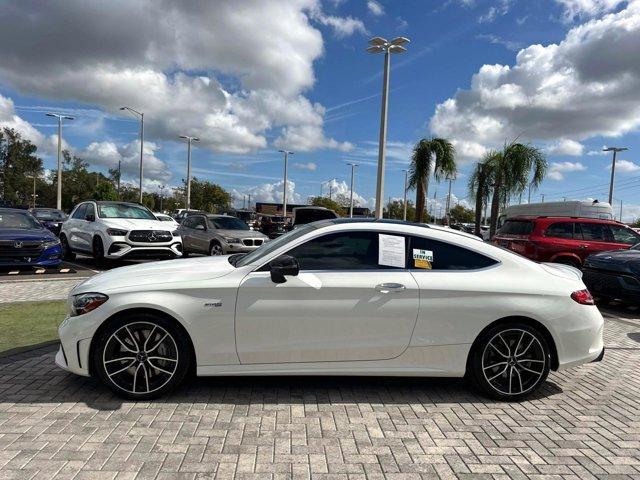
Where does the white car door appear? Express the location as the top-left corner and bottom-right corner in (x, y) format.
(235, 230), (419, 364)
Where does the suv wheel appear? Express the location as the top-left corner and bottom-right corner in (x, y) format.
(209, 242), (223, 256)
(60, 234), (75, 261)
(468, 323), (551, 400)
(92, 236), (106, 265)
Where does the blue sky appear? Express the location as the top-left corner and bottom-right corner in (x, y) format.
(1, 0), (639, 220)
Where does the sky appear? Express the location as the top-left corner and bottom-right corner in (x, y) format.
(1, 0), (640, 220)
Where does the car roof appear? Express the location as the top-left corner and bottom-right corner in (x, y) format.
(508, 215), (623, 224)
(0, 207), (31, 214)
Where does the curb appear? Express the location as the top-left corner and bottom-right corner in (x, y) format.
(0, 340), (59, 361)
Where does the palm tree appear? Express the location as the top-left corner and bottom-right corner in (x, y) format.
(408, 138), (456, 223)
(468, 151), (498, 237)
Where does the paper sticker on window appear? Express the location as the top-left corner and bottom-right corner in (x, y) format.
(414, 258), (432, 269)
(378, 234), (405, 268)
(413, 249), (433, 262)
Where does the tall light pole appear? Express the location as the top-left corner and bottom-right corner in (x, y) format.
(179, 135), (200, 210)
(347, 163), (358, 218)
(445, 176), (454, 226)
(604, 146), (628, 205)
(116, 158), (121, 198)
(402, 169), (408, 221)
(120, 106), (144, 203)
(279, 150), (294, 217)
(367, 36), (410, 219)
(159, 185), (166, 211)
(45, 113), (74, 210)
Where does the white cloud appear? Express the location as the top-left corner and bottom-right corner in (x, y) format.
(308, 5), (367, 37)
(587, 148), (609, 155)
(555, 0), (626, 21)
(367, 0), (385, 16)
(478, 0), (513, 23)
(476, 34), (523, 51)
(430, 2), (640, 158)
(231, 180), (302, 205)
(548, 161), (587, 180)
(609, 159), (640, 172)
(546, 139), (585, 156)
(292, 162), (317, 171)
(323, 179), (374, 209)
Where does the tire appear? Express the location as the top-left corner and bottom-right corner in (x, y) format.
(468, 322), (551, 401)
(60, 234), (75, 261)
(92, 313), (192, 400)
(555, 257), (581, 269)
(209, 241), (223, 256)
(92, 236), (106, 266)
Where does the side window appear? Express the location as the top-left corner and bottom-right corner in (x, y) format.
(182, 216), (195, 228)
(285, 231), (398, 271)
(409, 236), (497, 271)
(71, 203), (87, 220)
(609, 225), (640, 245)
(85, 203), (95, 219)
(193, 216), (207, 229)
(545, 222), (574, 239)
(578, 222), (607, 241)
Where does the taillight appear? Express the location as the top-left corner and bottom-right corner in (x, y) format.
(571, 289), (595, 305)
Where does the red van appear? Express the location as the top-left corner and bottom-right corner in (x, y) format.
(493, 216), (640, 268)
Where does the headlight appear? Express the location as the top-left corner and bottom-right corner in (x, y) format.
(226, 237), (242, 244)
(71, 292), (109, 316)
(42, 239), (61, 249)
(107, 228), (128, 236)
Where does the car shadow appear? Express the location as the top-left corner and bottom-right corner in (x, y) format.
(627, 332), (640, 343)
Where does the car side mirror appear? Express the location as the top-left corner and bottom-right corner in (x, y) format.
(85, 214), (95, 222)
(269, 255), (300, 284)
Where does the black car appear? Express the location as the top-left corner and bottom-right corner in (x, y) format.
(30, 208), (67, 236)
(583, 246), (640, 303)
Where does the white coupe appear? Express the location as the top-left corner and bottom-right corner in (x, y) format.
(56, 219), (604, 400)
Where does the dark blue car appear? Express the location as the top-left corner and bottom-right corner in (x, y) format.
(30, 208), (67, 236)
(0, 208), (63, 268)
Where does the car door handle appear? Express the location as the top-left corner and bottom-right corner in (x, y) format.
(375, 283), (406, 294)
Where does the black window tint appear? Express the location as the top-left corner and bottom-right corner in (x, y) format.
(182, 216), (195, 228)
(498, 220), (534, 235)
(85, 203), (95, 218)
(286, 231), (396, 270)
(545, 222), (574, 239)
(193, 216), (207, 229)
(409, 236), (497, 270)
(579, 222), (607, 241)
(71, 204), (86, 219)
(609, 224), (640, 245)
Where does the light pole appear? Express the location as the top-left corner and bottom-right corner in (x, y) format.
(367, 36), (410, 219)
(116, 158), (121, 198)
(604, 146), (628, 205)
(279, 150), (294, 217)
(347, 163), (358, 218)
(45, 113), (74, 210)
(179, 135), (200, 210)
(120, 106), (144, 203)
(159, 185), (166, 211)
(402, 169), (408, 221)
(445, 176), (453, 226)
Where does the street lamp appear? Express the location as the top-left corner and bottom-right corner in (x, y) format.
(45, 113), (74, 210)
(603, 146), (629, 205)
(159, 185), (166, 211)
(179, 135), (200, 210)
(347, 163), (358, 218)
(367, 36), (410, 219)
(278, 150), (294, 217)
(402, 169), (408, 221)
(120, 106), (144, 203)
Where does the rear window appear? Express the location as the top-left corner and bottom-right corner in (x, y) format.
(497, 220), (534, 235)
(545, 222), (574, 239)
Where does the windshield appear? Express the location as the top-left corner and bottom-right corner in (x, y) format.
(98, 203), (156, 219)
(235, 223), (317, 267)
(33, 209), (66, 220)
(0, 211), (43, 230)
(209, 216), (249, 230)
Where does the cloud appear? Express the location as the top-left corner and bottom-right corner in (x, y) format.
(323, 179), (374, 209)
(430, 2), (640, 159)
(292, 162), (317, 171)
(548, 161), (587, 180)
(476, 34), (523, 51)
(587, 148), (609, 155)
(608, 159), (640, 172)
(555, 0), (627, 21)
(546, 139), (585, 156)
(0, 0), (351, 155)
(231, 180), (302, 205)
(367, 0), (385, 16)
(478, 0), (513, 23)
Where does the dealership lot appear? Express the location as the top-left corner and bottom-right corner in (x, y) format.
(0, 309), (637, 479)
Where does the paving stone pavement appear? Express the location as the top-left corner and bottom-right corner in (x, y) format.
(0, 278), (84, 303)
(0, 316), (638, 479)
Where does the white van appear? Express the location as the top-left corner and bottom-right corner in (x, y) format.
(497, 200), (613, 229)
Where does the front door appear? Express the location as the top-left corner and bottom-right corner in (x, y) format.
(235, 230), (419, 364)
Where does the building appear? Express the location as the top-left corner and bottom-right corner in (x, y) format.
(254, 202), (307, 216)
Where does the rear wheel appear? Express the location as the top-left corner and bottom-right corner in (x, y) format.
(209, 241), (223, 256)
(469, 323), (551, 400)
(60, 234), (75, 261)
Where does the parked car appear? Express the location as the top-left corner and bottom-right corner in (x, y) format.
(497, 200), (613, 231)
(255, 214), (288, 238)
(173, 209), (206, 224)
(582, 246), (640, 303)
(57, 218), (603, 401)
(291, 206), (338, 227)
(493, 216), (640, 268)
(60, 201), (183, 263)
(0, 207), (62, 268)
(179, 213), (267, 256)
(30, 208), (67, 236)
(153, 212), (180, 230)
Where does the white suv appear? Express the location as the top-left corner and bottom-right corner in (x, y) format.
(60, 201), (183, 263)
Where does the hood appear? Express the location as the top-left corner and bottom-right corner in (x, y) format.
(215, 229), (267, 239)
(540, 262), (583, 281)
(585, 248), (640, 272)
(0, 228), (54, 241)
(101, 218), (174, 230)
(73, 255), (236, 294)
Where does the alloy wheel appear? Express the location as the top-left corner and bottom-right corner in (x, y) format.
(102, 321), (179, 395)
(210, 243), (223, 255)
(481, 328), (546, 396)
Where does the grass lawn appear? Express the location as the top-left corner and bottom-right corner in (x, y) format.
(0, 300), (68, 353)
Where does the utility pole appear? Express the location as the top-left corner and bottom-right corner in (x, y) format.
(117, 158), (121, 198)
(243, 195), (246, 209)
(278, 150), (293, 218)
(445, 177), (453, 226)
(348, 163), (358, 218)
(45, 113), (74, 210)
(247, 194), (251, 210)
(120, 106), (145, 202)
(604, 146), (629, 205)
(620, 200), (623, 222)
(402, 169), (408, 221)
(159, 185), (165, 211)
(179, 135), (200, 210)
(527, 184), (531, 203)
(541, 194), (545, 203)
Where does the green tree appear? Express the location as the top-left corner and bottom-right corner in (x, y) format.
(449, 204), (475, 223)
(468, 152), (497, 236)
(408, 138), (456, 223)
(309, 196), (345, 216)
(92, 181), (118, 201)
(186, 177), (232, 213)
(384, 199), (417, 221)
(0, 128), (43, 206)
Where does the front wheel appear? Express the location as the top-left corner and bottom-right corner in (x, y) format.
(209, 242), (223, 256)
(468, 323), (551, 401)
(60, 234), (75, 261)
(92, 314), (191, 400)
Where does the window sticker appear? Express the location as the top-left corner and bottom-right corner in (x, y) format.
(412, 249), (433, 269)
(378, 234), (405, 268)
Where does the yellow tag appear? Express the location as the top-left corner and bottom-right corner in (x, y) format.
(415, 259), (432, 269)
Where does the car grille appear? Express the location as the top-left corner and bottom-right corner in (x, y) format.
(242, 238), (264, 246)
(0, 240), (43, 259)
(128, 230), (173, 243)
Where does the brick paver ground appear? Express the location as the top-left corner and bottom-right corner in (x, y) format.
(0, 278), (83, 304)
(0, 315), (638, 479)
